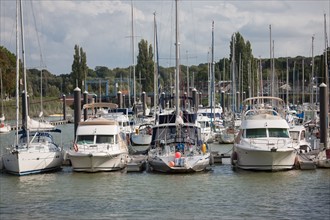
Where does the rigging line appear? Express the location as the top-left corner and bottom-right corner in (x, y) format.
(188, 0), (198, 64)
(30, 0), (46, 68)
(30, 0), (46, 116)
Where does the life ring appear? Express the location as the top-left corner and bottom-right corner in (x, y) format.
(73, 143), (79, 152)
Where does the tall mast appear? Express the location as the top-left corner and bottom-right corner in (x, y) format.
(131, 0), (136, 105)
(19, 0), (29, 145)
(175, 0), (180, 116)
(211, 21), (215, 118)
(270, 24), (275, 98)
(232, 35), (236, 112)
(153, 12), (157, 109)
(302, 59), (304, 104)
(286, 58), (289, 107)
(324, 13), (329, 87)
(311, 35), (314, 109)
(15, 0), (20, 144)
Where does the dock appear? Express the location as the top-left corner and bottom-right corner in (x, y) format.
(211, 151), (231, 164)
(10, 120), (69, 131)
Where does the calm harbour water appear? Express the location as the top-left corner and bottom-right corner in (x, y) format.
(1, 123), (329, 220)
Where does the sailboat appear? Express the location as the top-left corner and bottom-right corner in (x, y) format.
(0, 69), (11, 133)
(2, 0), (63, 175)
(147, 0), (211, 173)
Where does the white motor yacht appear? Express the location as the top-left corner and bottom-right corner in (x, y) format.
(232, 97), (297, 171)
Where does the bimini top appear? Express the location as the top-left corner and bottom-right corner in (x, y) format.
(82, 102), (118, 110)
(158, 110), (197, 124)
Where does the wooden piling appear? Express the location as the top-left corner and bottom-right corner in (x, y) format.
(62, 94), (66, 121)
(83, 91), (88, 121)
(319, 83), (329, 155)
(74, 87), (81, 139)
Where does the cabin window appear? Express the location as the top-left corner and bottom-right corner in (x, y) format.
(96, 135), (114, 144)
(77, 135), (94, 144)
(289, 131), (299, 140)
(268, 128), (289, 138)
(301, 131), (305, 140)
(245, 128), (267, 138)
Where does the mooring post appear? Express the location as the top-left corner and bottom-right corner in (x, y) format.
(192, 88), (198, 112)
(142, 91), (146, 116)
(319, 83), (329, 157)
(62, 94), (66, 121)
(221, 91), (225, 114)
(74, 87), (81, 139)
(83, 91), (88, 121)
(117, 91), (122, 108)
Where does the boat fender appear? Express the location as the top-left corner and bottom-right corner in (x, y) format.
(201, 144), (207, 153)
(135, 128), (139, 135)
(0, 123), (4, 128)
(73, 143), (79, 152)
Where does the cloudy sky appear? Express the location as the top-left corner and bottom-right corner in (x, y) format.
(1, 0), (329, 75)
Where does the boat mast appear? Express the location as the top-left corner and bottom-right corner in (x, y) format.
(175, 0), (180, 116)
(302, 59), (304, 104)
(153, 12), (157, 109)
(19, 0), (29, 145)
(324, 13), (329, 88)
(131, 0), (135, 106)
(0, 69), (3, 119)
(15, 0), (20, 145)
(231, 35), (236, 112)
(311, 35), (315, 117)
(286, 58), (289, 107)
(211, 21), (215, 122)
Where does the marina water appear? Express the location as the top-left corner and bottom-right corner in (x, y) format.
(1, 123), (329, 219)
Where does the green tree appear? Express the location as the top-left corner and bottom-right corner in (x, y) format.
(229, 32), (256, 97)
(71, 44), (88, 90)
(0, 46), (19, 98)
(136, 39), (154, 93)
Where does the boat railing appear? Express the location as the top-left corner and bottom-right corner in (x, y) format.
(77, 143), (118, 152)
(243, 108), (281, 119)
(247, 138), (291, 149)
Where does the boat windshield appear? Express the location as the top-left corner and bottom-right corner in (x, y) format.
(289, 131), (299, 140)
(77, 135), (94, 144)
(268, 128), (289, 138)
(245, 128), (267, 138)
(96, 135), (115, 144)
(152, 125), (200, 144)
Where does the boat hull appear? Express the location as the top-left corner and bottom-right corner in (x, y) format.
(68, 151), (128, 172)
(2, 150), (63, 175)
(130, 134), (152, 146)
(148, 153), (210, 173)
(233, 145), (297, 171)
(0, 124), (11, 133)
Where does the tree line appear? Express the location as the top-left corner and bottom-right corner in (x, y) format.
(0, 32), (328, 107)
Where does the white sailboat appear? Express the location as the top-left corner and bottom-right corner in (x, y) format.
(147, 0), (211, 173)
(2, 0), (63, 175)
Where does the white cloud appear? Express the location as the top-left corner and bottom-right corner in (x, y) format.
(0, 0), (328, 75)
